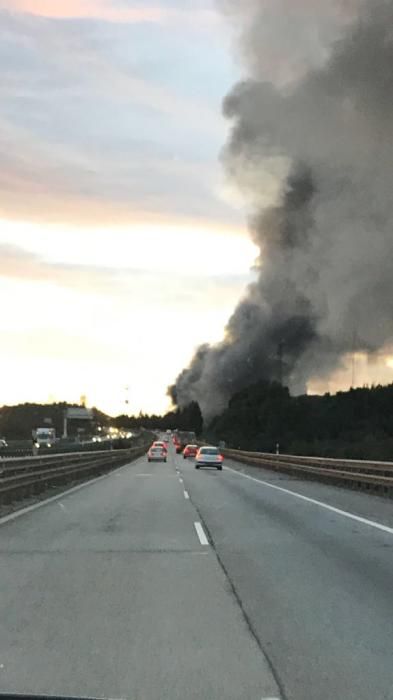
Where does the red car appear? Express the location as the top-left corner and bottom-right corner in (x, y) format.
(183, 444), (198, 459)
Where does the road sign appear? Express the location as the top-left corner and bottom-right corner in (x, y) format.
(65, 407), (93, 420)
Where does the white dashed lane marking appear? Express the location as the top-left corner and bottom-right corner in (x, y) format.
(194, 521), (209, 546)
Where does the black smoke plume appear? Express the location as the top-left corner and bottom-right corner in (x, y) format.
(170, 0), (393, 420)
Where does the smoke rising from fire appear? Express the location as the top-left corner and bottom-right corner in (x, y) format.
(171, 0), (393, 419)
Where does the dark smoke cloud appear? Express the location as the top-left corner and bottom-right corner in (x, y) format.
(171, 0), (393, 420)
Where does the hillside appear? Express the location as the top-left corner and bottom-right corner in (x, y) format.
(0, 403), (110, 440)
(207, 381), (393, 461)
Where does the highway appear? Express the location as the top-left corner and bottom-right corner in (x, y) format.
(1, 444), (393, 700)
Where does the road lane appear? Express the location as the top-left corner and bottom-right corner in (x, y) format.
(178, 452), (393, 700)
(0, 448), (280, 700)
(224, 457), (393, 530)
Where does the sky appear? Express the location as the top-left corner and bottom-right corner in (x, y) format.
(3, 0), (393, 418)
(0, 0), (258, 415)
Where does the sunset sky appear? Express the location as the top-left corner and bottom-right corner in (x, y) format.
(2, 0), (393, 417)
(0, 0), (258, 415)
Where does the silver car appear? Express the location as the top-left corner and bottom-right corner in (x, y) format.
(195, 446), (223, 471)
(148, 446), (167, 463)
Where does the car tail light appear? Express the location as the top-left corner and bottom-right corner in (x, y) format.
(219, 454), (224, 461)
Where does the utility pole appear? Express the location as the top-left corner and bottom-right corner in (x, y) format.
(125, 385), (130, 414)
(277, 341), (283, 386)
(276, 341), (284, 457)
(63, 409), (68, 438)
(351, 354), (355, 389)
(351, 330), (357, 389)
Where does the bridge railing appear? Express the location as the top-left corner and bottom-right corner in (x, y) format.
(222, 448), (393, 496)
(0, 445), (148, 507)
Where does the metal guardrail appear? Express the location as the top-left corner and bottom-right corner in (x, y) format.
(0, 445), (148, 506)
(223, 448), (393, 495)
(0, 439), (138, 459)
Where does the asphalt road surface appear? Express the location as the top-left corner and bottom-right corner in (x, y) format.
(1, 444), (393, 700)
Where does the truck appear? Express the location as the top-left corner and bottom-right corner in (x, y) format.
(33, 427), (56, 448)
(174, 430), (197, 454)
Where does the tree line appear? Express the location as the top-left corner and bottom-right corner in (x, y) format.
(112, 401), (203, 435)
(0, 403), (110, 440)
(206, 381), (393, 460)
(5, 384), (393, 460)
(0, 401), (203, 440)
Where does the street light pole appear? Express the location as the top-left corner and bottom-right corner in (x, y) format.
(277, 341), (283, 386)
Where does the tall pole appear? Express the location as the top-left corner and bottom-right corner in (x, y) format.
(351, 353), (355, 389)
(278, 341), (283, 386)
(276, 341), (283, 456)
(351, 330), (357, 388)
(63, 410), (68, 438)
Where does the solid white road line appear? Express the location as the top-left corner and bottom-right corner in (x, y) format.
(194, 521), (209, 545)
(225, 465), (393, 536)
(184, 490), (190, 500)
(0, 458), (144, 528)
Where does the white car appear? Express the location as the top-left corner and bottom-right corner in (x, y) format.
(148, 446), (167, 463)
(195, 446), (223, 471)
(153, 441), (167, 451)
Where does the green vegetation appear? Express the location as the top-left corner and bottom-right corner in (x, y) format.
(206, 381), (393, 461)
(7, 384), (393, 461)
(0, 401), (203, 440)
(0, 403), (109, 440)
(113, 401), (203, 436)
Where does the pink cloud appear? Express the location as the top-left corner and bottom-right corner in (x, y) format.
(0, 0), (164, 21)
(0, 243), (120, 294)
(0, 0), (219, 27)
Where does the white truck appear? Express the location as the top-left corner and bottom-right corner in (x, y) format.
(33, 427), (56, 448)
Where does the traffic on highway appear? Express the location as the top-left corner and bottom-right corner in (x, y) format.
(1, 436), (393, 700)
(2, 0), (393, 699)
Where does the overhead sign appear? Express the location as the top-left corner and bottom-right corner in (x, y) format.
(66, 407), (93, 420)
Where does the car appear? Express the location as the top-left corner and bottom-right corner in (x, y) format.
(0, 439), (7, 449)
(147, 445), (167, 462)
(175, 431), (197, 453)
(195, 446), (223, 470)
(152, 440), (167, 452)
(183, 444), (198, 459)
